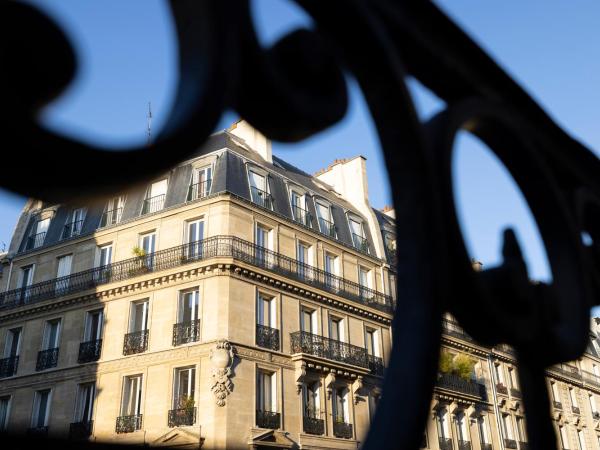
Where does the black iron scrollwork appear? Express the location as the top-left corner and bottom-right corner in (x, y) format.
(1, 1), (599, 449)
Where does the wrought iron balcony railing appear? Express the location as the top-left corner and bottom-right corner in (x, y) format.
(69, 420), (93, 439)
(291, 330), (370, 369)
(351, 233), (369, 253)
(572, 406), (580, 415)
(62, 219), (84, 239)
(368, 354), (385, 376)
(27, 426), (49, 437)
(496, 383), (509, 395)
(256, 324), (280, 351)
(438, 438), (453, 450)
(519, 442), (529, 450)
(436, 373), (486, 399)
(303, 415), (325, 435)
(505, 439), (518, 449)
(458, 440), (472, 450)
(549, 364), (582, 380)
(36, 347), (59, 371)
(292, 205), (312, 227)
(317, 217), (336, 238)
(250, 187), (273, 210)
(141, 194), (166, 215)
(26, 231), (46, 250)
(511, 388), (522, 398)
(172, 319), (201, 346)
(168, 407), (197, 427)
(581, 369), (600, 388)
(123, 330), (149, 356)
(442, 318), (475, 342)
(115, 414), (142, 433)
(0, 355), (18, 378)
(333, 420), (353, 439)
(553, 401), (562, 409)
(99, 207), (123, 228)
(256, 410), (280, 429)
(78, 339), (102, 363)
(187, 180), (212, 201)
(481, 443), (493, 450)
(0, 236), (394, 314)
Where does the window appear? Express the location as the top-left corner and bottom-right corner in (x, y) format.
(290, 190), (309, 226)
(516, 416), (526, 442)
(329, 316), (344, 342)
(578, 429), (587, 450)
(130, 300), (149, 333)
(594, 364), (600, 378)
(63, 208), (86, 238)
(495, 363), (505, 385)
(570, 388), (579, 408)
(508, 367), (518, 390)
(304, 382), (320, 418)
(143, 179), (168, 214)
(456, 411), (470, 443)
(559, 425), (569, 450)
(140, 232), (156, 268)
(436, 408), (450, 440)
(255, 225), (272, 267)
(101, 196), (125, 227)
(301, 308), (318, 334)
(349, 217), (368, 252)
(249, 171), (272, 209)
(55, 254), (72, 295)
(358, 266), (372, 299)
(365, 328), (380, 357)
(257, 293), (276, 328)
(121, 375), (143, 417)
(32, 389), (52, 429)
(42, 319), (61, 351)
(4, 327), (22, 358)
(551, 381), (560, 403)
(0, 396), (10, 431)
(315, 201), (335, 237)
(478, 416), (490, 445)
(174, 290), (201, 346)
(502, 414), (514, 440)
(75, 383), (95, 424)
(189, 166), (212, 200)
(368, 393), (379, 423)
(28, 218), (50, 249)
(590, 394), (598, 416)
(98, 244), (113, 267)
(186, 219), (204, 259)
(173, 367), (196, 408)
(297, 241), (312, 280)
(333, 387), (349, 424)
(17, 265), (34, 302)
(84, 310), (103, 343)
(324, 253), (339, 290)
(257, 370), (277, 413)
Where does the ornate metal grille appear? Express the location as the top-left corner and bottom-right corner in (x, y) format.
(367, 354), (384, 377)
(172, 320), (201, 346)
(141, 194), (166, 214)
(0, 355), (18, 378)
(439, 438), (453, 450)
(256, 410), (280, 429)
(36, 347), (59, 371)
(519, 442), (529, 450)
(457, 440), (472, 450)
(187, 180), (212, 201)
(290, 330), (369, 369)
(69, 421), (93, 439)
(115, 415), (142, 434)
(333, 420), (353, 439)
(256, 324), (280, 351)
(25, 232), (46, 250)
(303, 416), (325, 435)
(77, 339), (102, 363)
(168, 407), (197, 427)
(436, 373), (486, 400)
(250, 187), (273, 210)
(504, 439), (518, 449)
(123, 330), (148, 356)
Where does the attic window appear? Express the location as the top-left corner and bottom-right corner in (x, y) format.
(248, 171), (273, 210)
(348, 216), (368, 253)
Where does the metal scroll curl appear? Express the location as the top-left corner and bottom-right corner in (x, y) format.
(1, 1), (600, 449)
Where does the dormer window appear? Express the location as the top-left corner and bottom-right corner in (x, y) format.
(142, 179), (168, 214)
(249, 171), (272, 210)
(100, 196), (125, 228)
(315, 201), (335, 238)
(290, 190), (310, 227)
(63, 208), (86, 239)
(348, 217), (368, 253)
(26, 218), (50, 250)
(188, 166), (212, 201)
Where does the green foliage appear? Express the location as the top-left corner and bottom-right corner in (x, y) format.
(439, 350), (477, 380)
(178, 395), (195, 411)
(132, 246), (146, 257)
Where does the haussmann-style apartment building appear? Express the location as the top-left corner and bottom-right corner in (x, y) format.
(0, 120), (599, 450)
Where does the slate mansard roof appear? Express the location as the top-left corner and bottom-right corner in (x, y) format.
(12, 130), (390, 262)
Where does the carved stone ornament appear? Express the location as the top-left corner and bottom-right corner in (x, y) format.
(210, 339), (235, 406)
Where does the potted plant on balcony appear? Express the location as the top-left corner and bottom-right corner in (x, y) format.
(129, 246), (149, 276)
(175, 395), (195, 425)
(438, 350), (476, 380)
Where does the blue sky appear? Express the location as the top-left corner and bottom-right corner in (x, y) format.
(3, 1), (599, 311)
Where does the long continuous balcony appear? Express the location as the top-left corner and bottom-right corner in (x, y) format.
(0, 236), (394, 314)
(581, 369), (600, 388)
(0, 355), (18, 378)
(442, 318), (474, 342)
(435, 373), (486, 400)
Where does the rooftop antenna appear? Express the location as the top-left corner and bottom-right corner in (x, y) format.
(146, 101), (152, 145)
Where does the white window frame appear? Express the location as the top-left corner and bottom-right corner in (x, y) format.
(144, 179), (168, 213)
(178, 289), (200, 324)
(83, 309), (104, 342)
(257, 292), (277, 329)
(42, 319), (61, 350)
(256, 369), (277, 413)
(4, 327), (22, 357)
(129, 300), (149, 333)
(97, 244), (113, 267)
(333, 387), (350, 423)
(190, 166), (213, 200)
(121, 374), (143, 416)
(328, 315), (345, 342)
(32, 389), (52, 428)
(365, 327), (380, 357)
(300, 307), (318, 335)
(74, 382), (96, 423)
(315, 200), (335, 236)
(173, 366), (196, 408)
(0, 395), (11, 431)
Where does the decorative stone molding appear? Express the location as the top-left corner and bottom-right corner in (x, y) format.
(295, 361), (308, 394)
(210, 339), (235, 406)
(352, 376), (364, 404)
(325, 372), (337, 400)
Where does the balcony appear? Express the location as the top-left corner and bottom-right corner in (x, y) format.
(142, 194), (166, 215)
(438, 438), (452, 450)
(0, 236), (394, 314)
(442, 318), (474, 342)
(123, 330), (149, 356)
(519, 442), (529, 450)
(553, 401), (563, 409)
(188, 179), (212, 201)
(172, 320), (201, 346)
(510, 388), (522, 398)
(333, 420), (353, 439)
(256, 324), (280, 351)
(368, 354), (384, 377)
(63, 220), (84, 239)
(27, 426), (49, 437)
(436, 373), (486, 400)
(481, 444), (492, 450)
(549, 364), (582, 380)
(303, 415), (324, 435)
(78, 339), (102, 363)
(582, 369), (600, 388)
(36, 347), (59, 371)
(250, 187), (273, 210)
(593, 411), (600, 420)
(505, 439), (518, 449)
(168, 407), (197, 427)
(99, 207), (123, 228)
(0, 355), (18, 378)
(458, 440), (472, 450)
(292, 205), (312, 227)
(496, 383), (509, 395)
(256, 410), (280, 429)
(116, 415), (143, 433)
(290, 331), (369, 370)
(25, 231), (46, 250)
(572, 406), (580, 415)
(318, 217), (336, 238)
(351, 233), (369, 253)
(69, 420), (93, 439)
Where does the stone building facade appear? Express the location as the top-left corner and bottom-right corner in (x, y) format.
(0, 120), (599, 450)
